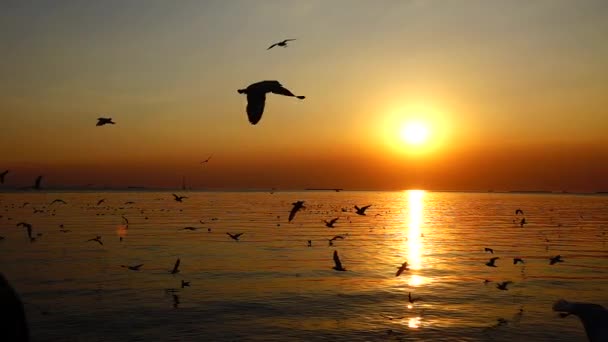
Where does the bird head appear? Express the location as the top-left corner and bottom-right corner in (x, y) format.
(237, 89), (246, 94)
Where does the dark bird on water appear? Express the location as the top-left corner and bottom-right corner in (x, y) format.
(519, 218), (526, 227)
(513, 258), (525, 265)
(408, 292), (421, 304)
(496, 281), (513, 291)
(332, 250), (347, 271)
(553, 299), (608, 342)
(96, 117), (115, 126)
(121, 264), (143, 271)
(172, 194), (187, 202)
(354, 205), (372, 216)
(49, 199), (66, 205)
(550, 255), (564, 265)
(486, 257), (499, 267)
(484, 247), (494, 254)
(267, 39), (296, 50)
(0, 170), (8, 184)
(237, 80), (305, 125)
(289, 201), (305, 222)
(515, 209), (524, 215)
(181, 280), (190, 288)
(395, 262), (410, 277)
(329, 235), (346, 242)
(33, 176), (43, 190)
(170, 258), (181, 274)
(86, 236), (103, 245)
(324, 217), (339, 228)
(227, 232), (244, 241)
(181, 227), (198, 231)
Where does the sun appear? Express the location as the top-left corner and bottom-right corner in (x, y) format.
(400, 121), (429, 145)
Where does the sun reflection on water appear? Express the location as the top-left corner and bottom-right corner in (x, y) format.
(406, 190), (426, 286)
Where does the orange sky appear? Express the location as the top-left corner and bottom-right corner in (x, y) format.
(1, 1), (607, 191)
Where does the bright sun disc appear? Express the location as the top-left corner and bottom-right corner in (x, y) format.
(400, 122), (429, 145)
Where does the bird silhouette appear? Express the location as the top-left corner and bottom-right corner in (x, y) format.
(553, 299), (608, 342)
(121, 216), (129, 225)
(486, 257), (499, 267)
(86, 236), (103, 245)
(408, 292), (421, 304)
(201, 155), (213, 164)
(519, 218), (527, 227)
(181, 227), (198, 231)
(307, 240), (312, 247)
(324, 218), (339, 228)
(170, 258), (181, 274)
(172, 194), (187, 202)
(515, 209), (524, 215)
(395, 262), (410, 277)
(513, 258), (525, 265)
(17, 222), (33, 241)
(121, 264), (143, 271)
(49, 199), (67, 205)
(97, 199), (105, 205)
(237, 80), (305, 125)
(496, 281), (513, 291)
(96, 117), (115, 126)
(329, 235), (346, 242)
(0, 170), (8, 184)
(227, 232), (244, 241)
(484, 247), (494, 254)
(332, 250), (347, 271)
(267, 39), (296, 50)
(354, 205), (372, 215)
(33, 176), (43, 190)
(289, 201), (305, 222)
(550, 255), (564, 265)
(181, 280), (190, 288)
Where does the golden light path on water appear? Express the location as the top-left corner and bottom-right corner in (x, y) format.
(403, 190), (426, 326)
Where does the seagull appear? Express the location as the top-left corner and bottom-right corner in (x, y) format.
(324, 218), (339, 228)
(550, 255), (564, 265)
(486, 257), (499, 267)
(170, 258), (181, 274)
(484, 247), (494, 254)
(553, 299), (608, 342)
(172, 194), (187, 202)
(515, 209), (524, 215)
(121, 264), (143, 271)
(181, 227), (198, 231)
(408, 292), (421, 304)
(519, 218), (526, 227)
(227, 232), (244, 241)
(267, 39), (296, 50)
(496, 281), (513, 291)
(17, 222), (33, 240)
(329, 235), (346, 241)
(181, 280), (190, 288)
(513, 258), (525, 265)
(0, 170), (8, 184)
(201, 155), (213, 164)
(97, 199), (105, 205)
(121, 216), (129, 225)
(33, 175), (43, 190)
(289, 201), (305, 222)
(307, 240), (312, 247)
(49, 199), (67, 205)
(354, 205), (372, 216)
(332, 250), (347, 271)
(96, 117), (115, 126)
(86, 236), (103, 245)
(237, 80), (305, 125)
(395, 262), (410, 277)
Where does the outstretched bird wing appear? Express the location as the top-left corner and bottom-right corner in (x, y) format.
(34, 176), (42, 189)
(172, 258), (180, 273)
(267, 43), (279, 50)
(333, 251), (343, 269)
(246, 93), (266, 125)
(0, 170), (8, 184)
(270, 85), (298, 97)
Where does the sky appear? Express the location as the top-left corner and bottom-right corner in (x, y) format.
(1, 0), (607, 191)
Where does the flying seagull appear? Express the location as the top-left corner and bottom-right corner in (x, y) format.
(550, 255), (564, 265)
(201, 155), (213, 164)
(332, 250), (347, 271)
(496, 281), (513, 291)
(170, 258), (181, 274)
(486, 257), (499, 267)
(267, 39), (296, 50)
(0, 170), (8, 184)
(553, 299), (608, 342)
(515, 209), (524, 215)
(484, 247), (494, 254)
(172, 194), (187, 202)
(49, 199), (67, 205)
(227, 232), (244, 241)
(354, 205), (372, 216)
(395, 262), (410, 277)
(181, 280), (190, 288)
(237, 80), (305, 125)
(324, 218), (339, 228)
(97, 199), (105, 205)
(181, 227), (198, 231)
(96, 117), (115, 126)
(513, 258), (525, 265)
(289, 201), (305, 222)
(408, 292), (421, 304)
(86, 236), (103, 245)
(121, 264), (143, 271)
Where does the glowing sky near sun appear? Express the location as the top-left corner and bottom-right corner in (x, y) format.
(1, 0), (607, 191)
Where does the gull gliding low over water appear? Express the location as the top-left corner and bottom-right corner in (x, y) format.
(267, 39), (296, 50)
(96, 117), (115, 126)
(237, 80), (305, 125)
(332, 250), (347, 271)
